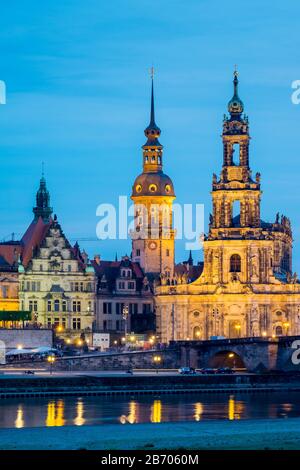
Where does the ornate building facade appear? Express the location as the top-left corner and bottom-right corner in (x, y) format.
(155, 72), (300, 343)
(16, 177), (96, 341)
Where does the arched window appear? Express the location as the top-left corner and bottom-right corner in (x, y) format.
(54, 300), (60, 312)
(193, 326), (201, 339)
(230, 254), (241, 272)
(275, 325), (283, 336)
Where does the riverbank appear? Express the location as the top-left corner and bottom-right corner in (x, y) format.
(1, 372), (300, 398)
(1, 418), (300, 450)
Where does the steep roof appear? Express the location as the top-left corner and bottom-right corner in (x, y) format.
(92, 257), (146, 293)
(21, 216), (53, 267)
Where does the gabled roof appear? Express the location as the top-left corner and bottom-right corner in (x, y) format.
(21, 216), (53, 267)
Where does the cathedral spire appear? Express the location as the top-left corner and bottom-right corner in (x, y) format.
(144, 69), (161, 144)
(33, 173), (53, 223)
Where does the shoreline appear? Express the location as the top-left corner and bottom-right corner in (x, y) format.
(1, 372), (300, 399)
(1, 418), (300, 450)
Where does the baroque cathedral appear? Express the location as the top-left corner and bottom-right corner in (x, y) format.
(134, 72), (300, 342)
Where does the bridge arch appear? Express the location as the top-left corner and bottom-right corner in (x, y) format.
(208, 350), (246, 369)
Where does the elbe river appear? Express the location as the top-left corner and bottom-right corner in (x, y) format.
(0, 392), (300, 428)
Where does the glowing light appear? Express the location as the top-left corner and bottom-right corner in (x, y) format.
(15, 406), (24, 429)
(228, 396), (235, 420)
(74, 399), (85, 426)
(151, 400), (162, 423)
(17, 344), (23, 350)
(194, 402), (203, 422)
(262, 331), (267, 337)
(228, 353), (234, 358)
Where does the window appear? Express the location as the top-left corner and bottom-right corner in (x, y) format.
(129, 304), (138, 315)
(72, 301), (81, 312)
(47, 300), (52, 312)
(230, 254), (241, 273)
(149, 184), (157, 193)
(68, 265), (71, 272)
(116, 320), (120, 331)
(54, 318), (60, 327)
(193, 326), (201, 339)
(143, 304), (152, 315)
(40, 264), (43, 271)
(72, 318), (81, 330)
(62, 318), (66, 328)
(116, 303), (124, 315)
(166, 249), (170, 257)
(1, 286), (8, 299)
(275, 325), (283, 336)
(118, 281), (125, 289)
(128, 281), (135, 290)
(136, 249), (141, 257)
(75, 282), (79, 292)
(107, 320), (113, 330)
(103, 302), (112, 314)
(62, 300), (67, 312)
(232, 200), (241, 226)
(47, 318), (52, 328)
(29, 300), (38, 312)
(103, 320), (107, 331)
(54, 299), (60, 312)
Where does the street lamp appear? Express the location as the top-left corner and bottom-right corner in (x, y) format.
(47, 355), (56, 375)
(153, 355), (162, 374)
(228, 352), (236, 369)
(122, 304), (129, 339)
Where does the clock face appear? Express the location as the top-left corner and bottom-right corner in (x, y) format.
(148, 241), (157, 251)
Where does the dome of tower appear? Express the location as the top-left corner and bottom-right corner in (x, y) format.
(132, 171), (175, 197)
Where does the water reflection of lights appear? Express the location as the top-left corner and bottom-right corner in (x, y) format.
(151, 400), (162, 423)
(15, 406), (24, 429)
(194, 403), (203, 421)
(228, 396), (244, 420)
(74, 399), (85, 426)
(46, 400), (65, 427)
(119, 401), (138, 424)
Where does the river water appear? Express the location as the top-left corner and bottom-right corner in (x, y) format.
(0, 392), (300, 428)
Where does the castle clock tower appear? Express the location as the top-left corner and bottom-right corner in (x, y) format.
(131, 76), (175, 278)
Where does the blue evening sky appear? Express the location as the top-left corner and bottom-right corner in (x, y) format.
(0, 0), (300, 268)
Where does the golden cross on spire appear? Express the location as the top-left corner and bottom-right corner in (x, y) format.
(234, 64), (238, 76)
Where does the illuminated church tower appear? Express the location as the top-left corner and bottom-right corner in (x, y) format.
(156, 71), (300, 344)
(131, 75), (175, 278)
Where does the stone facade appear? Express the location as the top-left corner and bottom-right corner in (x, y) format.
(155, 72), (300, 343)
(93, 255), (154, 336)
(19, 217), (96, 341)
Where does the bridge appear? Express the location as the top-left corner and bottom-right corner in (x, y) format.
(174, 336), (300, 372)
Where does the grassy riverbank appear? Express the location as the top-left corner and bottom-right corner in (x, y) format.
(1, 418), (300, 450)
